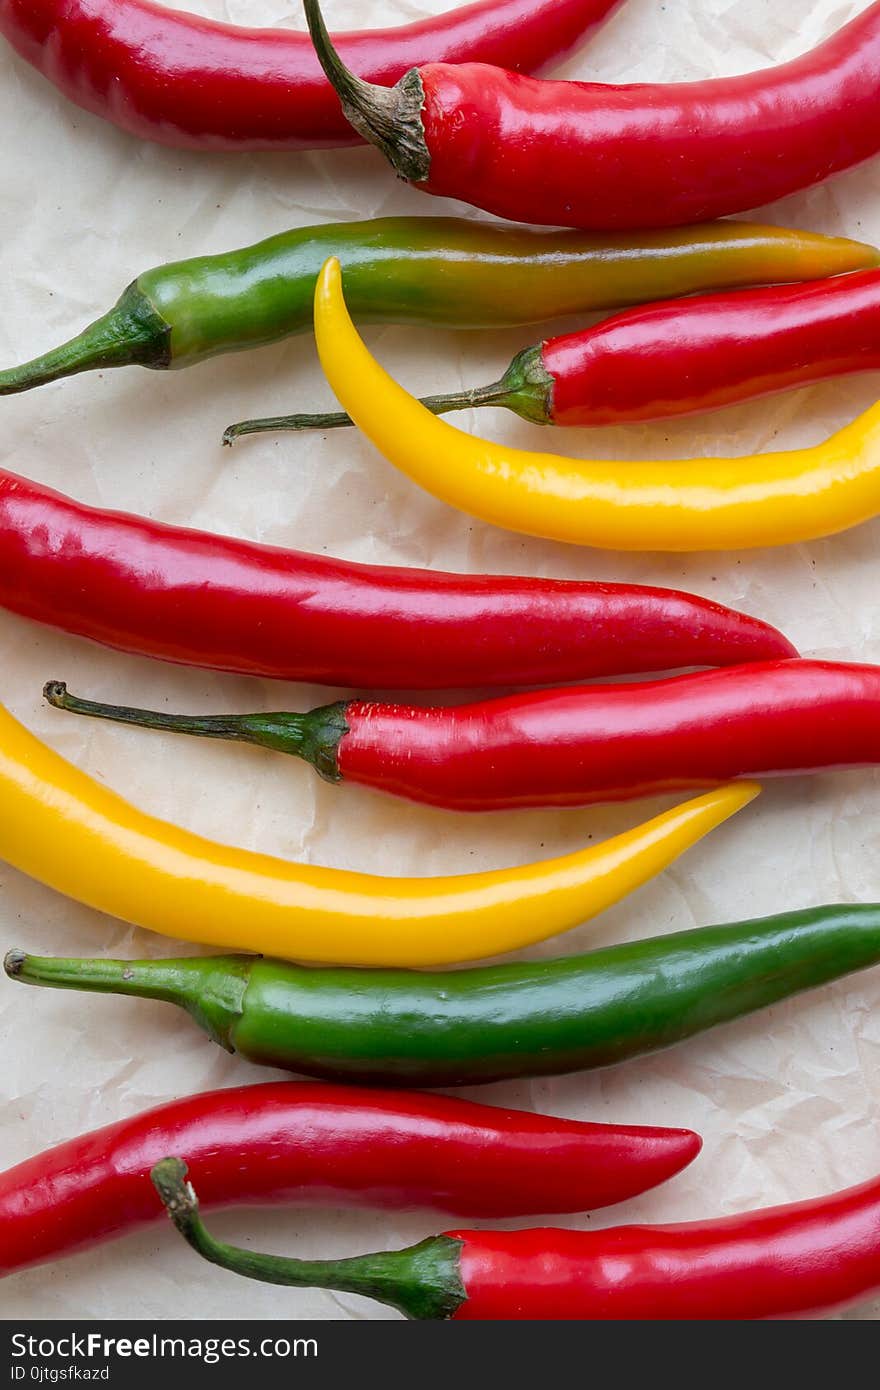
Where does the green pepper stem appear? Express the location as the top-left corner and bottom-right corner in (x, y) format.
(222, 343), (554, 443)
(223, 381), (513, 443)
(303, 0), (430, 182)
(42, 681), (348, 784)
(3, 951), (250, 1051)
(151, 1159), (465, 1320)
(4, 948), (199, 1004)
(0, 284), (171, 395)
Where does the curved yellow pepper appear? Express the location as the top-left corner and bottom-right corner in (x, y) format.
(313, 257), (880, 552)
(0, 701), (757, 967)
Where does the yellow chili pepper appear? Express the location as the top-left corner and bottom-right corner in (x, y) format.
(313, 257), (880, 552)
(0, 701), (757, 967)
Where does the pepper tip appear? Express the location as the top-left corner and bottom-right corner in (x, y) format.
(314, 257), (342, 327)
(776, 634), (800, 661)
(736, 780), (762, 805)
(714, 779), (761, 814)
(681, 1127), (703, 1162)
(314, 258), (346, 354)
(318, 256), (342, 294)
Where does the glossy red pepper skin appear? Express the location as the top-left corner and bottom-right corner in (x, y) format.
(450, 1175), (880, 1319)
(154, 1160), (880, 1319)
(546, 268), (880, 426)
(335, 660), (880, 810)
(0, 0), (621, 152)
(0, 1082), (701, 1277)
(326, 0), (880, 229)
(0, 469), (796, 690)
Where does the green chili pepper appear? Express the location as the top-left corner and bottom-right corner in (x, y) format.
(6, 903), (879, 1087)
(1, 218), (877, 396)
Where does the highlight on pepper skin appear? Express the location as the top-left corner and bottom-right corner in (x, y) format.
(306, 0), (880, 231)
(43, 659), (880, 814)
(10, 902), (880, 1090)
(313, 256), (880, 553)
(0, 0), (625, 152)
(151, 1157), (880, 1320)
(0, 1081), (703, 1277)
(0, 467), (797, 691)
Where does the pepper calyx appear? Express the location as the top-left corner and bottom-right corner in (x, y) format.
(238, 703), (350, 784)
(186, 958), (253, 1053)
(152, 1158), (466, 1320)
(42, 682), (350, 785)
(304, 0), (430, 183)
(498, 344), (555, 425)
(4, 952), (253, 1055)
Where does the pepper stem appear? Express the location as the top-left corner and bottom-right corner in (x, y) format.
(222, 344), (554, 442)
(3, 951), (250, 1051)
(152, 1159), (465, 1320)
(223, 382), (511, 442)
(43, 681), (348, 784)
(303, 0), (430, 182)
(0, 283), (171, 395)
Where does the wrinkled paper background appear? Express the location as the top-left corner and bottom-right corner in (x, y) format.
(2, 0), (880, 1321)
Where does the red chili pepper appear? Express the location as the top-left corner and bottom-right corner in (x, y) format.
(453, 1176), (880, 1318)
(49, 660), (880, 812)
(0, 1081), (701, 1277)
(0, 0), (623, 152)
(307, 0), (880, 229)
(0, 469), (795, 690)
(154, 1160), (880, 1320)
(332, 659), (880, 809)
(545, 267), (880, 425)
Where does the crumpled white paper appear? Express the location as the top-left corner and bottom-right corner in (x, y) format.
(1, 0), (880, 1322)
